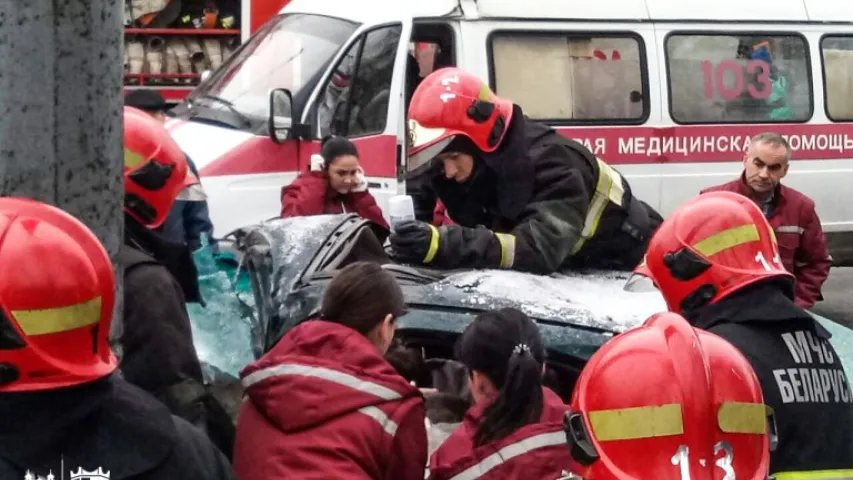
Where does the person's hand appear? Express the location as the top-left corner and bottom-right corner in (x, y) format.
(389, 220), (439, 265)
(350, 166), (368, 192)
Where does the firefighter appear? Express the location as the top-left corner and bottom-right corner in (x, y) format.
(390, 67), (662, 274)
(121, 106), (234, 459)
(564, 311), (775, 479)
(0, 197), (234, 479)
(627, 190), (853, 476)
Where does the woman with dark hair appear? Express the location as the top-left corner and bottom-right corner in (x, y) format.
(428, 308), (578, 480)
(280, 136), (389, 229)
(233, 261), (427, 480)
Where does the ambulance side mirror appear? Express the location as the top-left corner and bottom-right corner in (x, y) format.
(268, 88), (294, 144)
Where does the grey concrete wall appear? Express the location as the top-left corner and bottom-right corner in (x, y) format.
(0, 0), (125, 348)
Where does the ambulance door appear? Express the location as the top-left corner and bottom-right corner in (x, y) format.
(301, 14), (414, 221)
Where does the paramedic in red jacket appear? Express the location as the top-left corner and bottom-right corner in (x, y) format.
(428, 308), (578, 480)
(233, 261), (427, 480)
(701, 132), (831, 308)
(281, 135), (390, 230)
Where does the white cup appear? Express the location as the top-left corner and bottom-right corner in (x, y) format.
(388, 195), (416, 230)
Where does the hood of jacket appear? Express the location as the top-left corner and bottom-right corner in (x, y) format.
(124, 213), (203, 304)
(689, 281), (829, 338)
(240, 320), (421, 433)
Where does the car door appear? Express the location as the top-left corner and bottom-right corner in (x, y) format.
(302, 14), (414, 220)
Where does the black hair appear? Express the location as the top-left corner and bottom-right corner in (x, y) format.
(425, 393), (471, 424)
(385, 337), (430, 386)
(320, 261), (405, 336)
(455, 307), (545, 446)
(320, 135), (359, 167)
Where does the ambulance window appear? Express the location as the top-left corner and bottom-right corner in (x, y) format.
(488, 32), (648, 123)
(196, 14), (357, 123)
(821, 36), (853, 122)
(318, 24), (403, 138)
(666, 33), (812, 124)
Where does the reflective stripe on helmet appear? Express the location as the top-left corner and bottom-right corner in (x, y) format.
(12, 297), (102, 336)
(494, 233), (516, 268)
(692, 223), (760, 258)
(588, 403), (683, 441)
(772, 470), (853, 479)
(124, 148), (146, 169)
(572, 158), (625, 254)
(717, 402), (769, 434)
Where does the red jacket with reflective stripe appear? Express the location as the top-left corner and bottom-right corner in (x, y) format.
(428, 388), (579, 480)
(701, 177), (831, 308)
(281, 171), (390, 229)
(233, 320), (427, 480)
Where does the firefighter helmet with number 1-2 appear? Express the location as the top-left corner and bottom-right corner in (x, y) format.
(406, 67), (514, 175)
(626, 190), (793, 315)
(0, 198), (117, 392)
(564, 312), (775, 479)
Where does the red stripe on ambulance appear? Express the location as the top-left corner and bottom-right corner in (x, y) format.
(199, 133), (397, 177)
(556, 123), (853, 165)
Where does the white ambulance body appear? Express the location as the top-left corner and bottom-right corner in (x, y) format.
(166, 0), (853, 262)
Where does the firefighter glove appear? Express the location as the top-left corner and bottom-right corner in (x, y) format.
(390, 220), (440, 265)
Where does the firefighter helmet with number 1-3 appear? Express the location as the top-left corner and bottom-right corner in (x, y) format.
(0, 198), (117, 392)
(625, 190), (793, 315)
(564, 312), (776, 479)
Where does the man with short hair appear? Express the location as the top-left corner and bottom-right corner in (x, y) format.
(701, 132), (831, 308)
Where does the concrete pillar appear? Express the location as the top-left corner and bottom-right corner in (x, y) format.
(0, 1), (125, 346)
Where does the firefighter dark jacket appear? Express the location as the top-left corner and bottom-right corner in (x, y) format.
(0, 374), (234, 479)
(689, 281), (853, 475)
(429, 105), (662, 274)
(119, 215), (235, 459)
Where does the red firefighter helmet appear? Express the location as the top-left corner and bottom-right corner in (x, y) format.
(406, 67), (514, 173)
(565, 312), (775, 479)
(0, 197), (117, 392)
(124, 106), (197, 228)
(627, 191), (792, 314)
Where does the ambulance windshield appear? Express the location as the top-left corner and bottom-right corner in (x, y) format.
(193, 13), (358, 122)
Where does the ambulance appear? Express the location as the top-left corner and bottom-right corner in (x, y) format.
(165, 0), (853, 263)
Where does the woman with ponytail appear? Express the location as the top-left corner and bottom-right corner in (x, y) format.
(428, 308), (579, 480)
(280, 135), (389, 230)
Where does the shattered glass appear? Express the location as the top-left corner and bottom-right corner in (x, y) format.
(815, 314), (853, 377)
(187, 244), (256, 379)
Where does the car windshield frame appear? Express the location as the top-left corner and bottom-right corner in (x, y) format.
(187, 13), (360, 129)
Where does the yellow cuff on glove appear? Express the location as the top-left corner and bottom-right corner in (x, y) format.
(423, 225), (440, 264)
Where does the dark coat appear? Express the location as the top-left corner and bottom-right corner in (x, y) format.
(429, 105), (662, 274)
(689, 282), (853, 475)
(120, 216), (234, 459)
(0, 375), (235, 480)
